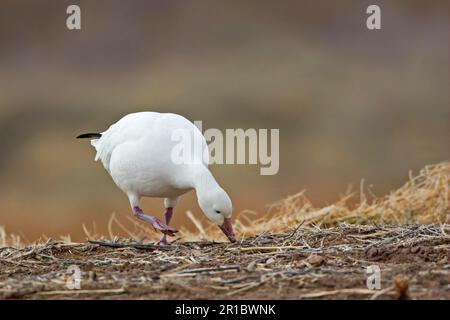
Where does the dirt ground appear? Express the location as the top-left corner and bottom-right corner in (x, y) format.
(0, 224), (448, 300)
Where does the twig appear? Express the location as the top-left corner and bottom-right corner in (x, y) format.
(88, 240), (176, 250)
(227, 245), (304, 252)
(370, 286), (395, 300)
(285, 220), (305, 240)
(298, 288), (378, 298)
(36, 288), (126, 295)
(226, 280), (268, 297)
(177, 265), (240, 274)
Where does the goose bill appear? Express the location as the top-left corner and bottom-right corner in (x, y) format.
(219, 218), (236, 242)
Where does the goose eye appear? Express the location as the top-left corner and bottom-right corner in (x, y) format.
(215, 210), (221, 214)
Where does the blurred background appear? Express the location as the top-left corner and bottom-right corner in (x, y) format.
(0, 0), (448, 241)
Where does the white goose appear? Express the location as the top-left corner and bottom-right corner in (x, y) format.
(77, 112), (235, 245)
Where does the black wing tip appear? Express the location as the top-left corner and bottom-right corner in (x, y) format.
(77, 133), (102, 139)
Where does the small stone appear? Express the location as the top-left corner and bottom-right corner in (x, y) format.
(410, 246), (420, 254)
(306, 254), (324, 266)
(246, 260), (257, 271)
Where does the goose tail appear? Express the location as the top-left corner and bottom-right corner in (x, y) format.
(76, 133), (102, 139)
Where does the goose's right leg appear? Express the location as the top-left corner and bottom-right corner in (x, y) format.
(128, 194), (177, 236)
(156, 197), (179, 245)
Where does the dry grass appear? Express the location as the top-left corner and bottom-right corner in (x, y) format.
(0, 226), (23, 248)
(180, 162), (450, 241)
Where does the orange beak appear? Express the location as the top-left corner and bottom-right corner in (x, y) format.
(219, 218), (236, 242)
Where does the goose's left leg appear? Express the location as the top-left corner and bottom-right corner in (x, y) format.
(156, 197), (179, 245)
(128, 193), (177, 236)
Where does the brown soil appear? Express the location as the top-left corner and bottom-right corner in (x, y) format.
(1, 224), (448, 300)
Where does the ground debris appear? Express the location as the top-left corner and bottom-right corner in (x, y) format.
(0, 224), (448, 299)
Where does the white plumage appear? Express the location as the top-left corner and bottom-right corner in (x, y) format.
(78, 112), (235, 245)
(93, 112), (207, 197)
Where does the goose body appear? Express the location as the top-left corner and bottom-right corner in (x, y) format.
(93, 112), (207, 198)
(78, 112), (235, 245)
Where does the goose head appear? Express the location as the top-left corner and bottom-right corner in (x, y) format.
(196, 183), (235, 242)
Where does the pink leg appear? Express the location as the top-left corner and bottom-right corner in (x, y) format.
(133, 206), (177, 236)
(156, 208), (174, 245)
